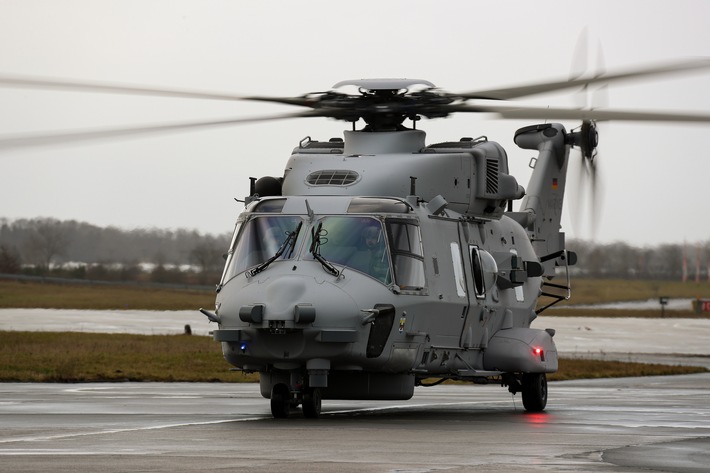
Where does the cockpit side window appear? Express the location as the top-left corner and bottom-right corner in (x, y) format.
(386, 219), (426, 291)
(220, 216), (303, 284)
(219, 221), (242, 286)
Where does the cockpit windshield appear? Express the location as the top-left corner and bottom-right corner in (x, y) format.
(305, 216), (392, 285)
(220, 216), (303, 284)
(219, 213), (425, 291)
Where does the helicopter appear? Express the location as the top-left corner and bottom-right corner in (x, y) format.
(2, 59), (710, 418)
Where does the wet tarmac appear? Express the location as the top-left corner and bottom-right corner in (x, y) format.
(0, 376), (709, 472)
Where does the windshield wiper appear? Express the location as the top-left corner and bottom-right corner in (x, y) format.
(246, 222), (302, 278)
(309, 222), (340, 277)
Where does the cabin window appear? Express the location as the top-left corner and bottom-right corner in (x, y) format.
(347, 197), (410, 213)
(510, 249), (525, 302)
(471, 246), (485, 298)
(221, 216), (304, 282)
(386, 219), (426, 291)
(252, 198), (286, 213)
(305, 216), (392, 285)
(470, 245), (498, 298)
(450, 242), (466, 297)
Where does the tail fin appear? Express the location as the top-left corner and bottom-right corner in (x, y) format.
(512, 123), (571, 277)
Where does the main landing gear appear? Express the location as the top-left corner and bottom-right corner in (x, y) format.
(521, 373), (548, 412)
(270, 383), (322, 419)
(505, 372), (548, 412)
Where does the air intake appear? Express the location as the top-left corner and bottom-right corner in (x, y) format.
(306, 170), (359, 186)
(486, 159), (499, 194)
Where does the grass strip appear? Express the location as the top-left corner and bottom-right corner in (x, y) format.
(0, 331), (255, 382)
(550, 279), (710, 306)
(0, 280), (215, 310)
(0, 331), (704, 383)
(545, 308), (710, 318)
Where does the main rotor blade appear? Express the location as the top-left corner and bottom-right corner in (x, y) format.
(451, 102), (710, 122)
(0, 73), (324, 108)
(0, 73), (255, 102)
(457, 58), (710, 100)
(0, 111), (318, 151)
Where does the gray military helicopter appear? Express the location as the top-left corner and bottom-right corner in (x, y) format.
(2, 60), (710, 418)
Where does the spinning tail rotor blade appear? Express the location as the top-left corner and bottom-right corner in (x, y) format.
(569, 152), (602, 238)
(589, 155), (602, 236)
(582, 151), (603, 238)
(568, 121), (603, 238)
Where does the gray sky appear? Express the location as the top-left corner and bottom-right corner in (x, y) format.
(1, 0), (709, 246)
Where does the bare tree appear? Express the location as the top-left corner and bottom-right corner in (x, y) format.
(189, 239), (225, 284)
(23, 218), (69, 271)
(0, 244), (21, 273)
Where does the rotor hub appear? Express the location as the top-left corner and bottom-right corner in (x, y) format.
(567, 120), (598, 160)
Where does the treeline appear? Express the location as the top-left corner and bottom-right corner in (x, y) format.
(568, 239), (709, 280)
(0, 218), (230, 285)
(0, 218), (708, 283)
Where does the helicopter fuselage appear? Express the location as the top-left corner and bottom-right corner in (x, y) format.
(210, 125), (571, 416)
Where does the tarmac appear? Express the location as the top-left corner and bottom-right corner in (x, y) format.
(1, 376), (709, 472)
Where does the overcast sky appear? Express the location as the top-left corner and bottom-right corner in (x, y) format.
(1, 0), (709, 246)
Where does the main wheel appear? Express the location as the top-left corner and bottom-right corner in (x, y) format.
(302, 388), (322, 419)
(270, 383), (291, 419)
(521, 373), (547, 412)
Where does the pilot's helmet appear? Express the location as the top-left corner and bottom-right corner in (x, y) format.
(363, 226), (381, 247)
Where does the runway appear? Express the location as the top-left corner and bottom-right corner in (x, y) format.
(1, 376), (709, 472)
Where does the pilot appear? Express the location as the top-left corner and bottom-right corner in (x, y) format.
(347, 225), (389, 282)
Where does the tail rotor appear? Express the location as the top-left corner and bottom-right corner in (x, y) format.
(568, 120), (603, 237)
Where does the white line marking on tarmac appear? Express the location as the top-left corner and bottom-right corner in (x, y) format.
(0, 399), (515, 449)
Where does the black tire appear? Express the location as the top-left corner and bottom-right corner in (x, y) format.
(270, 383), (291, 419)
(521, 373), (547, 412)
(302, 388), (322, 419)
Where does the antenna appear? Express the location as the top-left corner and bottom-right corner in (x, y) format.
(305, 199), (315, 223)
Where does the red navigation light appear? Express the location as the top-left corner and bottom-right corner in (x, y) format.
(533, 347), (545, 361)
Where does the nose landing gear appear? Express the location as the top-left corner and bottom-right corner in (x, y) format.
(270, 383), (322, 419)
(302, 388), (322, 418)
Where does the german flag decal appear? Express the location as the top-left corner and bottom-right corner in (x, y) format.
(552, 178), (558, 190)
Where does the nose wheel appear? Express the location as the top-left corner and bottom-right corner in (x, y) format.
(270, 383), (292, 418)
(270, 384), (322, 419)
(302, 388), (322, 419)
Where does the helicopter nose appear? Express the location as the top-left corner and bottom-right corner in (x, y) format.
(264, 275), (308, 319)
(221, 270), (360, 331)
(235, 275), (315, 328)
